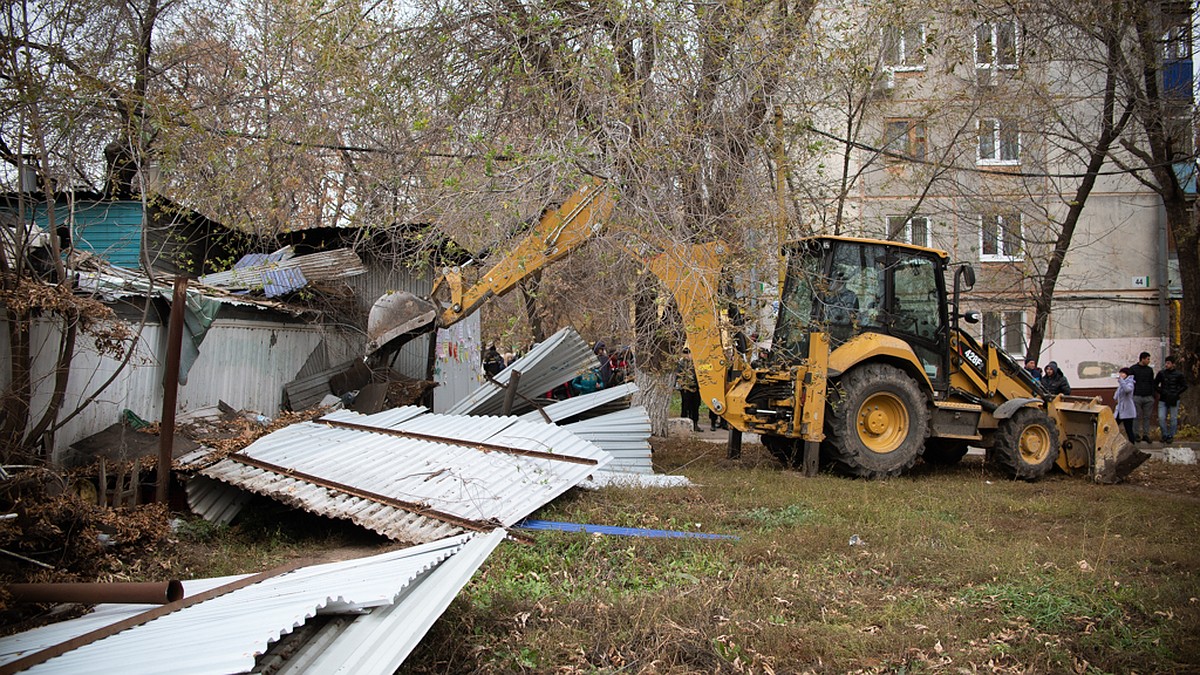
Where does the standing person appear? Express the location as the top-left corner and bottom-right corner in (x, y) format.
(482, 344), (504, 377)
(1114, 367), (1137, 444)
(1040, 361), (1071, 396)
(1024, 358), (1042, 382)
(1154, 355), (1189, 443)
(676, 348), (701, 432)
(1128, 351), (1156, 443)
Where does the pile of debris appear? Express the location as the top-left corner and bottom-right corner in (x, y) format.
(0, 327), (687, 673)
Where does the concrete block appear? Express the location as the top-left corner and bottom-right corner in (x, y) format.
(667, 417), (694, 437)
(1164, 447), (1197, 465)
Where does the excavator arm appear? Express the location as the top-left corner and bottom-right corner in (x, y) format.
(366, 178), (615, 355)
(365, 178), (731, 410)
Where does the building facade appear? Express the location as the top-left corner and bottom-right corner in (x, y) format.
(799, 1), (1190, 397)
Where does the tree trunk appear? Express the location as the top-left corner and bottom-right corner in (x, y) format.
(1173, 203), (1200, 424)
(636, 371), (675, 438)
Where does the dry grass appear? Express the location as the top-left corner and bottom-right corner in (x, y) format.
(399, 438), (1200, 674)
(40, 435), (1194, 673)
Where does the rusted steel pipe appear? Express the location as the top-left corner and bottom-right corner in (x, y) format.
(4, 580), (184, 605)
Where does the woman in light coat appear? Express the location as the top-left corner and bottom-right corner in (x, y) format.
(1114, 367), (1137, 443)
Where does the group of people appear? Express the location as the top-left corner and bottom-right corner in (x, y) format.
(1027, 351), (1188, 444)
(1114, 352), (1189, 444)
(1024, 358), (1073, 396)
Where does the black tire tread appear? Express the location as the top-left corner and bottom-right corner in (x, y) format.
(990, 407), (1060, 480)
(822, 363), (929, 478)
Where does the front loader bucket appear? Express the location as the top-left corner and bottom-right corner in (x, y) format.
(365, 291), (438, 357)
(1049, 397), (1149, 483)
(1085, 403), (1150, 484)
(1093, 426), (1151, 484)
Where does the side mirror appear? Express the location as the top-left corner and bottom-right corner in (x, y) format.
(962, 311), (981, 324)
(733, 332), (749, 353)
(960, 264), (976, 289)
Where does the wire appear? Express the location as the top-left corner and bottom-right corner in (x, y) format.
(803, 124), (1198, 181)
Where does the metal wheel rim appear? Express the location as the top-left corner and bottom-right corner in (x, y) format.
(1018, 424), (1052, 464)
(856, 391), (909, 454)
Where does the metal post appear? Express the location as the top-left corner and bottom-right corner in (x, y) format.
(727, 428), (742, 459)
(157, 276), (187, 504)
(502, 370), (521, 415)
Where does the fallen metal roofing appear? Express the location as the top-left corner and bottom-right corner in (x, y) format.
(195, 407), (612, 543)
(197, 247), (366, 291)
(184, 476), (254, 525)
(564, 407), (653, 474)
(0, 530), (506, 675)
(517, 382), (639, 424)
(445, 327), (596, 416)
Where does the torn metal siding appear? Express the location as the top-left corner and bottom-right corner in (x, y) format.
(185, 476), (255, 525)
(445, 327), (596, 416)
(272, 529), (506, 675)
(565, 408), (654, 474)
(198, 248), (366, 290)
(199, 407), (611, 543)
(517, 382), (639, 424)
(0, 531), (506, 675)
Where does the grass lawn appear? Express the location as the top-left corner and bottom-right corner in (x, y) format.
(155, 436), (1200, 673)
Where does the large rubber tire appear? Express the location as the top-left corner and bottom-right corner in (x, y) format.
(823, 364), (930, 478)
(923, 439), (970, 465)
(989, 407), (1060, 480)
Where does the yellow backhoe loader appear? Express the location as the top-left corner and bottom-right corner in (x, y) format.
(367, 179), (1148, 483)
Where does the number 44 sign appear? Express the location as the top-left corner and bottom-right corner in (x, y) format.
(1131, 275), (1151, 288)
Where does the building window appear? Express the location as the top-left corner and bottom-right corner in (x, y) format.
(883, 25), (926, 70)
(884, 119), (927, 161)
(975, 19), (1019, 69)
(982, 310), (1026, 356)
(977, 118), (1019, 164)
(887, 215), (930, 247)
(980, 211), (1022, 261)
(1163, 23), (1192, 60)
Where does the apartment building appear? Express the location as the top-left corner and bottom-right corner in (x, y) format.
(800, 1), (1191, 396)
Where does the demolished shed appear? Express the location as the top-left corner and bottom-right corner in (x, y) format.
(189, 407), (612, 543)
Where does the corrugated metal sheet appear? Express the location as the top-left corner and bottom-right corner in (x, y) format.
(517, 382), (639, 423)
(0, 530), (506, 675)
(262, 267), (308, 297)
(184, 476), (254, 525)
(198, 248), (365, 289)
(445, 327), (596, 416)
(65, 201), (145, 268)
(196, 407), (612, 543)
(0, 313), (343, 462)
(272, 529), (506, 675)
(565, 407), (653, 474)
(176, 321), (327, 418)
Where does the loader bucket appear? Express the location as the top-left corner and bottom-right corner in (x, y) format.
(365, 291), (438, 357)
(1092, 426), (1151, 484)
(1049, 397), (1149, 483)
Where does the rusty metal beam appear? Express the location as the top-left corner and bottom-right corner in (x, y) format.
(316, 418), (599, 465)
(226, 454), (501, 533)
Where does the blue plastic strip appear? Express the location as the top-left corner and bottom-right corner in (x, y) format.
(516, 519), (738, 540)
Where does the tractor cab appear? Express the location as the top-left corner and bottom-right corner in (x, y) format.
(770, 236), (951, 388)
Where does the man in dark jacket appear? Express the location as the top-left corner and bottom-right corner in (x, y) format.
(1041, 361), (1071, 396)
(1154, 355), (1188, 443)
(1128, 352), (1156, 443)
